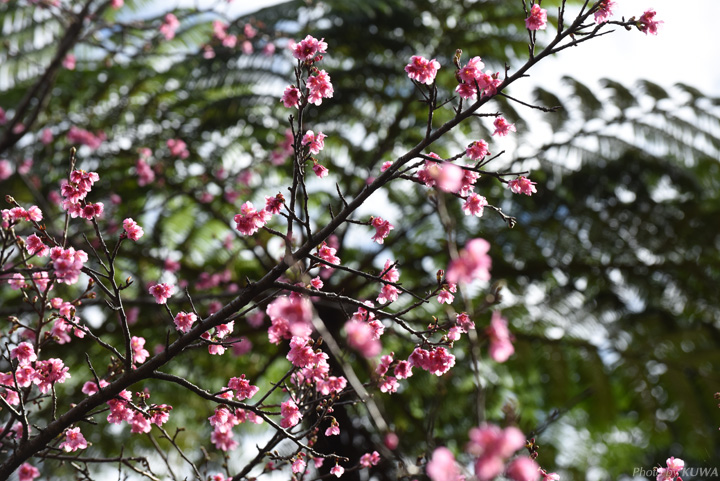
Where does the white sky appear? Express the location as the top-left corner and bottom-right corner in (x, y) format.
(234, 0), (720, 97)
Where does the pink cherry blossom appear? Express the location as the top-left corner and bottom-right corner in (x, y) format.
(330, 465), (345, 477)
(506, 457), (540, 481)
(266, 294), (313, 343)
(174, 311), (197, 333)
(25, 234), (49, 257)
(345, 319), (381, 358)
(131, 336), (149, 364)
(148, 282), (174, 304)
(136, 158), (155, 186)
(525, 4), (548, 31)
(313, 163), (329, 178)
(427, 446), (463, 481)
(167, 138), (189, 158)
(81, 379), (109, 395)
(67, 127), (105, 150)
(492, 117), (516, 137)
(310, 276), (323, 289)
(543, 473), (560, 481)
(122, 218), (144, 240)
(487, 311), (514, 362)
(405, 55), (441, 85)
(234, 201), (272, 236)
(371, 217), (394, 244)
(379, 376), (399, 393)
(292, 457), (307, 473)
(59, 427), (87, 452)
(639, 9), (663, 35)
(228, 374), (259, 400)
(467, 424), (526, 480)
(594, 0), (615, 24)
(317, 241), (340, 267)
(0, 159), (12, 180)
(111, 0), (123, 8)
(159, 13), (180, 40)
(49, 246), (88, 285)
(458, 56), (485, 83)
(280, 399), (302, 428)
(508, 176), (537, 196)
(463, 193), (488, 217)
(40, 128), (53, 144)
(302, 130), (327, 154)
(466, 139), (489, 161)
(282, 85), (301, 108)
(446, 238), (492, 284)
(307, 69), (334, 105)
(290, 35), (328, 62)
(360, 451), (381, 468)
(325, 422), (340, 436)
(18, 463), (40, 481)
(62, 54), (76, 70)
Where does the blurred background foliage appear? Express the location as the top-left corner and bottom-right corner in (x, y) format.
(1, 0), (719, 479)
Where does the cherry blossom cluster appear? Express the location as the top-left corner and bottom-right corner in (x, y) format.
(426, 423), (559, 481)
(656, 457), (685, 481)
(282, 35), (334, 108)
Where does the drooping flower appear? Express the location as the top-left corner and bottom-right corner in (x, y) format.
(466, 140), (490, 161)
(174, 311), (197, 333)
(371, 217), (394, 244)
(330, 464), (345, 477)
(594, 0), (616, 24)
(638, 9), (662, 35)
(234, 201), (272, 236)
(525, 4), (548, 31)
(280, 399), (302, 428)
(508, 176), (537, 196)
(492, 117), (516, 137)
(307, 70), (334, 105)
(282, 86), (301, 108)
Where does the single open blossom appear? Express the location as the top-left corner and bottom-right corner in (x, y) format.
(330, 465), (345, 477)
(292, 457), (307, 473)
(506, 457), (541, 481)
(174, 311), (197, 332)
(508, 176), (537, 196)
(59, 427), (88, 452)
(466, 139), (490, 161)
(317, 241), (340, 267)
(149, 282), (174, 304)
(159, 13), (180, 40)
(290, 35), (328, 62)
(405, 55), (441, 85)
(463, 193), (488, 217)
(427, 446), (463, 481)
(492, 117), (516, 137)
(371, 217), (394, 244)
(657, 457), (684, 481)
(313, 163), (329, 178)
(594, 0), (615, 24)
(446, 238), (492, 284)
(638, 9), (663, 35)
(282, 85), (301, 108)
(302, 130), (327, 154)
(525, 4), (548, 31)
(25, 234), (49, 257)
(11, 342), (37, 365)
(457, 56), (485, 83)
